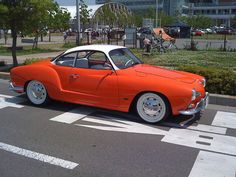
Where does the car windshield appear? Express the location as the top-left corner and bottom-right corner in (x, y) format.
(109, 48), (142, 69)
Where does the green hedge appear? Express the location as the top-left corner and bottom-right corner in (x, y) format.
(0, 61), (6, 67)
(23, 58), (48, 65)
(178, 66), (236, 96)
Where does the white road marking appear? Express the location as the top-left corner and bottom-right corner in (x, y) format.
(50, 107), (94, 124)
(75, 114), (236, 156)
(0, 142), (78, 169)
(161, 128), (236, 156)
(187, 124), (227, 134)
(189, 151), (236, 177)
(0, 94), (25, 109)
(212, 111), (236, 129)
(76, 116), (168, 136)
(49, 109), (236, 175)
(162, 122), (227, 135)
(0, 94), (14, 98)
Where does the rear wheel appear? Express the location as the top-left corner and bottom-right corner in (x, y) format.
(26, 80), (49, 105)
(136, 93), (170, 123)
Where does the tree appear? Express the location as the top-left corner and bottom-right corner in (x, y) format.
(132, 8), (174, 27)
(93, 3), (132, 28)
(180, 15), (212, 29)
(47, 6), (70, 42)
(0, 0), (70, 66)
(159, 12), (174, 27)
(79, 0), (92, 30)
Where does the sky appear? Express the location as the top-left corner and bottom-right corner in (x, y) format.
(55, 0), (95, 6)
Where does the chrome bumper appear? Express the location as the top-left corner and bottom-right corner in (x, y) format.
(9, 82), (24, 93)
(179, 92), (209, 115)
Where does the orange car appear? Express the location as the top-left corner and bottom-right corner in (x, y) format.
(9, 45), (209, 123)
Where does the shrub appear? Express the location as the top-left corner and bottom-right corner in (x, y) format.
(178, 66), (236, 96)
(23, 58), (48, 65)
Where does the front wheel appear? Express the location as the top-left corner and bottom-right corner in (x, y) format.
(136, 93), (170, 123)
(26, 80), (49, 105)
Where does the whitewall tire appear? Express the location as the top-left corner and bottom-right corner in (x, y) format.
(26, 80), (49, 105)
(136, 93), (169, 123)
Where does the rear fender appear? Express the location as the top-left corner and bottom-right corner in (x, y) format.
(12, 65), (62, 99)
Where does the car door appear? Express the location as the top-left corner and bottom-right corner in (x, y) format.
(68, 50), (119, 107)
(52, 52), (77, 91)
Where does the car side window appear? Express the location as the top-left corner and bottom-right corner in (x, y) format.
(88, 51), (111, 70)
(56, 52), (77, 67)
(75, 51), (89, 69)
(88, 52), (107, 62)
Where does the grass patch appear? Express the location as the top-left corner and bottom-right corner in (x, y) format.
(0, 46), (61, 56)
(132, 49), (236, 71)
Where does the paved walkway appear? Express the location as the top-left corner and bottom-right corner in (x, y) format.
(0, 51), (62, 64)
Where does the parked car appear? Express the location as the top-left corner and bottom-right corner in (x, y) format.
(9, 45), (208, 123)
(203, 28), (213, 34)
(191, 29), (205, 36)
(216, 27), (232, 34)
(137, 27), (152, 38)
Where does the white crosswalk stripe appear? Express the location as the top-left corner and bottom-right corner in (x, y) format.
(212, 111), (236, 129)
(189, 151), (236, 177)
(161, 128), (236, 156)
(0, 94), (25, 109)
(50, 107), (94, 124)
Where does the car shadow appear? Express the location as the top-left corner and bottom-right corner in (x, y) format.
(16, 94), (201, 129)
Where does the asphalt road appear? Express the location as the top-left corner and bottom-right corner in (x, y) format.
(0, 79), (236, 177)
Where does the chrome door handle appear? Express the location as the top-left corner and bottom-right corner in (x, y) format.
(70, 74), (79, 79)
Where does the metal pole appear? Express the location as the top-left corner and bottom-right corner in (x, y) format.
(76, 0), (80, 46)
(156, 0), (158, 27)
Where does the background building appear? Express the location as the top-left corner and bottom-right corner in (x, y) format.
(56, 0), (95, 6)
(188, 0), (236, 26)
(96, 0), (236, 27)
(96, 0), (189, 16)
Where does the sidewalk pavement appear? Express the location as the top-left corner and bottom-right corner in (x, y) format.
(0, 51), (62, 64)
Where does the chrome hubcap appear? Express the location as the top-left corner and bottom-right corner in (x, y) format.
(143, 97), (163, 117)
(27, 81), (47, 105)
(30, 83), (45, 100)
(137, 93), (166, 123)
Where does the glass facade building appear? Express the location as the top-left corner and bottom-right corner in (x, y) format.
(96, 0), (188, 16)
(96, 0), (236, 26)
(188, 0), (236, 26)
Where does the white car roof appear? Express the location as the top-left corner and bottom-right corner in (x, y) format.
(64, 44), (126, 54)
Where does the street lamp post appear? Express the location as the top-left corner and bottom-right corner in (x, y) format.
(76, 0), (80, 46)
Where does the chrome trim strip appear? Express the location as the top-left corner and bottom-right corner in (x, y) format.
(9, 82), (24, 92)
(179, 92), (209, 115)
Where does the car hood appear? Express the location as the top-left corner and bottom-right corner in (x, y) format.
(134, 64), (197, 84)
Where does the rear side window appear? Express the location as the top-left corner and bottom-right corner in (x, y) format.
(55, 52), (77, 67)
(88, 52), (107, 62)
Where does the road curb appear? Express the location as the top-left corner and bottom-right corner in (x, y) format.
(209, 94), (236, 107)
(0, 71), (235, 107)
(0, 72), (10, 80)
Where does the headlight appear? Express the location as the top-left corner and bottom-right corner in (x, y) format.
(192, 89), (196, 101)
(200, 78), (206, 87)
